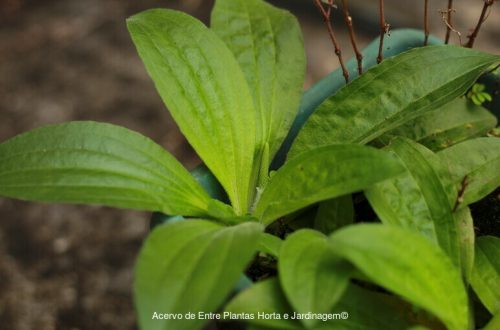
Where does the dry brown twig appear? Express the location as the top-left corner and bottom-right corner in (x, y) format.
(423, 0), (429, 45)
(341, 0), (363, 75)
(466, 0), (496, 48)
(453, 176), (469, 212)
(377, 0), (389, 63)
(440, 8), (462, 45)
(312, 0), (349, 83)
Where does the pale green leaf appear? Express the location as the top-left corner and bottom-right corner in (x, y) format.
(365, 138), (461, 268)
(211, 0), (306, 164)
(438, 137), (500, 206)
(314, 195), (354, 235)
(289, 46), (500, 158)
(470, 236), (500, 315)
(135, 220), (262, 330)
(258, 233), (283, 258)
(279, 230), (351, 328)
(330, 224), (469, 330)
(254, 144), (405, 224)
(456, 207), (475, 282)
(376, 97), (497, 151)
(225, 278), (301, 330)
(127, 9), (257, 214)
(0, 121), (233, 217)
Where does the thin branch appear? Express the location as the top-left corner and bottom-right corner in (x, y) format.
(377, 0), (389, 63)
(313, 0), (349, 83)
(440, 8), (462, 45)
(445, 0), (454, 44)
(466, 0), (496, 48)
(453, 176), (469, 212)
(341, 0), (363, 75)
(424, 0), (429, 45)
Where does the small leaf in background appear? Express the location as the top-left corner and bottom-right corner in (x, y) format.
(212, 0), (306, 167)
(470, 236), (500, 315)
(135, 220), (262, 330)
(330, 224), (469, 330)
(365, 138), (461, 268)
(279, 230), (351, 328)
(0, 121), (233, 217)
(376, 97), (497, 151)
(467, 83), (493, 106)
(254, 144), (405, 224)
(257, 232), (283, 258)
(438, 137), (500, 207)
(289, 46), (500, 158)
(225, 278), (301, 330)
(128, 9), (257, 215)
(314, 195), (354, 235)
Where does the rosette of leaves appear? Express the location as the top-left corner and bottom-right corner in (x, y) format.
(0, 0), (499, 329)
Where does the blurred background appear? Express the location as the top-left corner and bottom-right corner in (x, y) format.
(0, 0), (498, 329)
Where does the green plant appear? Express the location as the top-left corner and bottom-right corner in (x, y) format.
(1, 0), (499, 329)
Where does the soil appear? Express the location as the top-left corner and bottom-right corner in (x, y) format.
(0, 1), (498, 329)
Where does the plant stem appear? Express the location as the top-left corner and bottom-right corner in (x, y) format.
(341, 0), (363, 75)
(445, 0), (454, 44)
(313, 0), (349, 83)
(424, 0), (429, 45)
(377, 0), (388, 63)
(466, 0), (495, 48)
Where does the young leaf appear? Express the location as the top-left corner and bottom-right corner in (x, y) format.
(376, 97), (497, 151)
(365, 138), (461, 268)
(211, 0), (306, 164)
(278, 230), (351, 328)
(438, 137), (500, 206)
(127, 9), (257, 214)
(330, 224), (469, 330)
(314, 195), (354, 235)
(258, 233), (283, 258)
(470, 236), (500, 315)
(0, 121), (232, 217)
(456, 207), (475, 282)
(225, 278), (301, 329)
(135, 220), (262, 330)
(253, 144), (405, 224)
(289, 46), (500, 158)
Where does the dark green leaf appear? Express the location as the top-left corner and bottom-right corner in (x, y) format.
(0, 122), (233, 217)
(289, 46), (500, 158)
(438, 137), (500, 206)
(254, 144), (405, 224)
(330, 224), (469, 330)
(365, 138), (461, 267)
(470, 236), (500, 315)
(376, 97), (497, 151)
(128, 9), (257, 214)
(212, 0), (306, 164)
(135, 220), (262, 330)
(314, 195), (354, 235)
(279, 230), (351, 328)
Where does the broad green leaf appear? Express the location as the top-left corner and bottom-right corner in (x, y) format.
(258, 233), (283, 258)
(225, 278), (301, 329)
(289, 46), (500, 158)
(279, 230), (351, 328)
(438, 137), (500, 206)
(211, 0), (306, 165)
(0, 122), (233, 217)
(253, 144), (405, 224)
(329, 224), (469, 330)
(470, 236), (500, 315)
(314, 195), (354, 235)
(456, 207), (475, 282)
(484, 313), (500, 330)
(365, 138), (461, 267)
(376, 97), (497, 151)
(135, 220), (262, 330)
(128, 9), (257, 214)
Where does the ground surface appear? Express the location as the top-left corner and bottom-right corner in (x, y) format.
(0, 1), (498, 329)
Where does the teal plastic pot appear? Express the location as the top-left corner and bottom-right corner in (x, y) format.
(149, 29), (499, 292)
